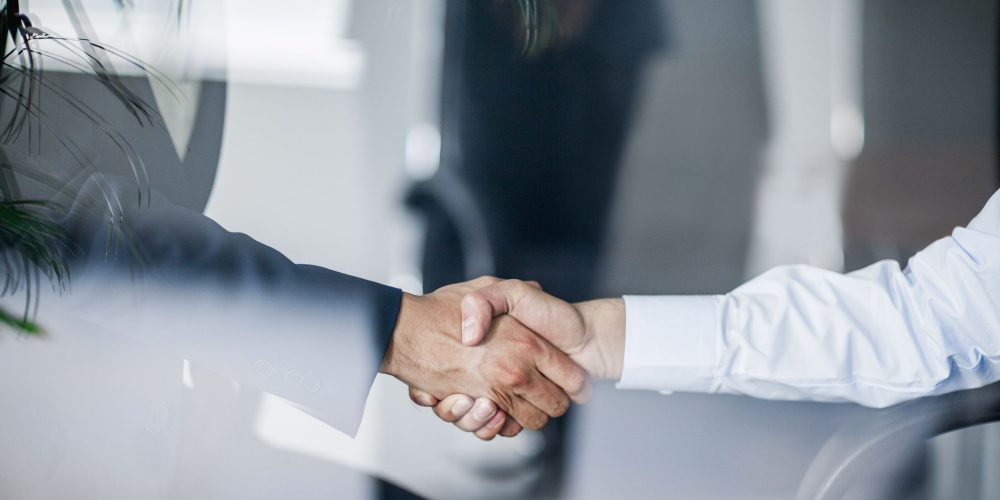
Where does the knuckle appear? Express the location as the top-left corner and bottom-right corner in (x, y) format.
(500, 372), (524, 388)
(434, 407), (452, 422)
(475, 275), (500, 286)
(552, 398), (570, 417)
(527, 339), (545, 357)
(508, 279), (531, 297)
(500, 426), (522, 438)
(524, 413), (548, 431)
(462, 291), (483, 307)
(410, 389), (436, 407)
(490, 358), (531, 387)
(518, 343), (542, 361)
(500, 366), (530, 387)
(508, 331), (543, 357)
(567, 372), (587, 396)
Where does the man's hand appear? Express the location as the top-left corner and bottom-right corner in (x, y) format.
(408, 390), (518, 440)
(379, 277), (591, 432)
(414, 279), (626, 438)
(462, 279), (625, 380)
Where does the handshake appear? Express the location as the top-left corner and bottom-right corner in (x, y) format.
(379, 277), (626, 440)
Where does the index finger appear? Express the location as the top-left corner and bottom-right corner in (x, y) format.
(536, 344), (592, 404)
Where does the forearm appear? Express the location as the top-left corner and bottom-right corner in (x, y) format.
(45, 177), (402, 435)
(614, 235), (1000, 407)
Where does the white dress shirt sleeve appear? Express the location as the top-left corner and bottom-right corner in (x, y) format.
(619, 188), (1000, 408)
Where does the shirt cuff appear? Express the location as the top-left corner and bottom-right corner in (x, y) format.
(617, 295), (721, 393)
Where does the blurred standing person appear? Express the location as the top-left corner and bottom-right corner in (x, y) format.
(746, 0), (863, 277)
(399, 1), (666, 498)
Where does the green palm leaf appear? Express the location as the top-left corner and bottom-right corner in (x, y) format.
(0, 199), (72, 335)
(0, 0), (189, 334)
(0, 306), (41, 333)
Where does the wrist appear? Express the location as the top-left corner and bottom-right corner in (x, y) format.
(380, 292), (423, 380)
(574, 298), (626, 381)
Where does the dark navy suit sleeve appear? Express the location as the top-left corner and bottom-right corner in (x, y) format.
(29, 177), (402, 437)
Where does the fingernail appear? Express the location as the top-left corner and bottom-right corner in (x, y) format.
(472, 400), (494, 421)
(451, 398), (473, 416)
(461, 317), (476, 344)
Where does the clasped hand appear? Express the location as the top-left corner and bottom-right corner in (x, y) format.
(379, 277), (625, 440)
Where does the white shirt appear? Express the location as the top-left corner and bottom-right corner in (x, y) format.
(619, 188), (1000, 408)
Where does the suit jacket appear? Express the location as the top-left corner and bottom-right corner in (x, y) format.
(1, 74), (401, 438)
(34, 176), (402, 436)
(0, 13), (402, 496)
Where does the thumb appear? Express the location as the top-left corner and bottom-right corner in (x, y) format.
(460, 279), (543, 345)
(460, 279), (582, 352)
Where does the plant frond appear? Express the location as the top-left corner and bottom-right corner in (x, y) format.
(0, 200), (74, 287)
(0, 198), (75, 333)
(0, 305), (42, 334)
(0, 0), (184, 336)
(0, 1), (182, 202)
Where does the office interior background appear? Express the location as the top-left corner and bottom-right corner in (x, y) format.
(1, 0), (998, 499)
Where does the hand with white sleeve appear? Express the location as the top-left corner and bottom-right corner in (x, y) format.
(409, 280), (626, 439)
